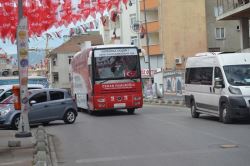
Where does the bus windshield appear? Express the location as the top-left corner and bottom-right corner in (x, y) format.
(94, 55), (140, 80)
(223, 65), (250, 86)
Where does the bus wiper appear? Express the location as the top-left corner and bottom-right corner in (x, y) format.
(99, 80), (109, 84)
(129, 78), (137, 82)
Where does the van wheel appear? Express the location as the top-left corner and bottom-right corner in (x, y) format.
(64, 110), (76, 124)
(191, 101), (199, 118)
(220, 103), (232, 124)
(11, 114), (20, 130)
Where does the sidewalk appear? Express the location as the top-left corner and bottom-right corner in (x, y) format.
(0, 130), (34, 166)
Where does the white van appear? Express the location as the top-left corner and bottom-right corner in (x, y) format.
(0, 84), (44, 103)
(184, 52), (250, 123)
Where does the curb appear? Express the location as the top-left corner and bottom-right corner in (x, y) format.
(33, 126), (58, 166)
(143, 98), (186, 107)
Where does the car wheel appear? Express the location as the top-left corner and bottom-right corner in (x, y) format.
(64, 110), (76, 124)
(220, 103), (232, 124)
(11, 114), (20, 130)
(127, 108), (135, 114)
(191, 101), (199, 118)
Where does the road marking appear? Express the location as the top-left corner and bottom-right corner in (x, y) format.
(75, 147), (240, 164)
(220, 144), (238, 148)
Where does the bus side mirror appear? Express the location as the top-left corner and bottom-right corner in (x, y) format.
(214, 77), (225, 89)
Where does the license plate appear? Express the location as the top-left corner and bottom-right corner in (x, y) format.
(114, 103), (126, 108)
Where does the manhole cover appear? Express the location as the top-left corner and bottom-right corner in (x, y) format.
(220, 144), (238, 148)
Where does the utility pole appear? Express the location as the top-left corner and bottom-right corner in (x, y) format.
(15, 0), (32, 138)
(143, 0), (153, 97)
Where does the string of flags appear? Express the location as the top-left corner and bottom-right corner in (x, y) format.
(37, 20), (100, 41)
(0, 0), (129, 43)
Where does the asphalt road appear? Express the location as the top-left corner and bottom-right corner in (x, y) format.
(46, 105), (250, 166)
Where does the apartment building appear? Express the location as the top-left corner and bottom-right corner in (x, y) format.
(216, 0), (250, 51)
(139, 0), (163, 73)
(159, 0), (207, 70)
(206, 0), (241, 52)
(47, 34), (103, 89)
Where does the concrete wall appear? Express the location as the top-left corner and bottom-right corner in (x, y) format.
(140, 55), (163, 70)
(159, 0), (207, 69)
(206, 0), (241, 52)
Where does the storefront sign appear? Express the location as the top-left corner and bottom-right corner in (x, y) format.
(141, 69), (156, 77)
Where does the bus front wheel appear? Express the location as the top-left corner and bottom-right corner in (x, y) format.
(127, 108), (135, 114)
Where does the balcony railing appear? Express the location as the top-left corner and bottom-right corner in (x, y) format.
(217, 0), (250, 16)
(142, 21), (159, 33)
(142, 44), (161, 55)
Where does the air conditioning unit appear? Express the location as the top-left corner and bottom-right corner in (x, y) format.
(175, 57), (182, 64)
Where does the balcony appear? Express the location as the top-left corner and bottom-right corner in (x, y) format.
(142, 44), (161, 55)
(217, 0), (250, 20)
(140, 0), (158, 11)
(142, 21), (159, 33)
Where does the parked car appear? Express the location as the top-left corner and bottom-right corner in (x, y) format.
(0, 84), (44, 103)
(0, 88), (78, 129)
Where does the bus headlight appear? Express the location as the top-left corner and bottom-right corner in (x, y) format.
(228, 86), (242, 95)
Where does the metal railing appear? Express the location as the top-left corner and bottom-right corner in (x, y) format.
(217, 0), (250, 16)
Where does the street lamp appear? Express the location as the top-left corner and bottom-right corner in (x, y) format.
(128, 0), (153, 97)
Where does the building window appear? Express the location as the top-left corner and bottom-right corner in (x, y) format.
(52, 55), (57, 66)
(131, 36), (138, 46)
(69, 73), (71, 82)
(130, 14), (137, 26)
(52, 72), (59, 83)
(68, 56), (73, 64)
(215, 28), (225, 39)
